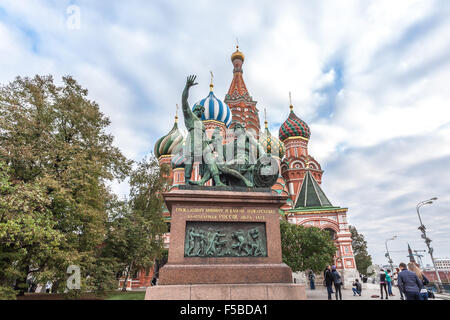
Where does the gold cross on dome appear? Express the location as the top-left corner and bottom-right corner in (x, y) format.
(264, 108), (268, 128)
(289, 92), (294, 111)
(209, 71), (214, 91)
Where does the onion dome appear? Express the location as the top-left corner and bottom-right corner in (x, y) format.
(154, 115), (185, 158)
(259, 119), (285, 158)
(279, 102), (311, 141)
(193, 83), (232, 127)
(171, 151), (186, 169)
(231, 45), (245, 62)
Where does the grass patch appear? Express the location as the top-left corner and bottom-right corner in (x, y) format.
(17, 290), (146, 300)
(104, 291), (146, 300)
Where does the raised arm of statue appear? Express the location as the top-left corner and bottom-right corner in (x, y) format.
(182, 75), (198, 129)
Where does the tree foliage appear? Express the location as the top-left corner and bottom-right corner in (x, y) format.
(280, 219), (336, 273)
(103, 157), (169, 291)
(0, 75), (132, 295)
(349, 225), (373, 275)
(0, 160), (65, 296)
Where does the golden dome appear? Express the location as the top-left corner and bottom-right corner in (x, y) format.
(231, 45), (245, 62)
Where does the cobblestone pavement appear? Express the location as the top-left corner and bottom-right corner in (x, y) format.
(305, 285), (444, 300)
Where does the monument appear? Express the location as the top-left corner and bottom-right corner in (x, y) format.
(145, 76), (306, 300)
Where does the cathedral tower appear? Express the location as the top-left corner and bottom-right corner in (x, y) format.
(225, 46), (260, 137)
(279, 98), (323, 203)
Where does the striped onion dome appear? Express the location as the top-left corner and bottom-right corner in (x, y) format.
(171, 151), (186, 169)
(279, 106), (311, 141)
(193, 90), (232, 127)
(259, 121), (285, 158)
(154, 118), (185, 158)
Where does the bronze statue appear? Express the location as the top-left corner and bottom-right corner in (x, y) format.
(180, 75), (279, 188)
(181, 75), (225, 186)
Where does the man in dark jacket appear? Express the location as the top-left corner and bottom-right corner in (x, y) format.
(308, 270), (316, 290)
(324, 265), (334, 300)
(397, 262), (423, 300)
(352, 279), (362, 296)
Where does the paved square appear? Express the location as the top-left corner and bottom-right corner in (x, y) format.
(307, 285), (408, 300)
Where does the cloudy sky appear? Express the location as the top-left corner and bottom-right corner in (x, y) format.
(1, 0), (449, 267)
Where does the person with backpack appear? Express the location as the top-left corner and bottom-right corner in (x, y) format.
(324, 265), (334, 300)
(379, 269), (388, 299)
(385, 269), (394, 296)
(331, 265), (343, 300)
(308, 270), (316, 290)
(398, 262), (423, 300)
(408, 263), (430, 300)
(352, 279), (362, 296)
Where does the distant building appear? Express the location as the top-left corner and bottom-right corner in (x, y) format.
(435, 258), (450, 271)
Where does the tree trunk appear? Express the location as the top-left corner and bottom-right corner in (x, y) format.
(121, 262), (133, 292)
(14, 265), (30, 296)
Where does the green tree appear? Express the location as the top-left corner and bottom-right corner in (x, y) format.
(280, 219), (336, 273)
(104, 157), (169, 291)
(349, 225), (373, 276)
(0, 160), (65, 297)
(0, 75), (132, 295)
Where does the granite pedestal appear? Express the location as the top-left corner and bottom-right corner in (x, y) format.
(146, 188), (306, 300)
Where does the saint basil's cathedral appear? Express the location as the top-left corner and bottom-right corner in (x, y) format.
(121, 46), (358, 289)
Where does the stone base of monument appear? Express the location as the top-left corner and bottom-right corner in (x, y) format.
(145, 283), (306, 300)
(145, 188), (306, 300)
(158, 263), (292, 284)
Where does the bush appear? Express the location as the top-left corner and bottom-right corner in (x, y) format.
(0, 286), (17, 300)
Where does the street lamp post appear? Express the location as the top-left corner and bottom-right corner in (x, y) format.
(385, 236), (397, 271)
(416, 198), (443, 293)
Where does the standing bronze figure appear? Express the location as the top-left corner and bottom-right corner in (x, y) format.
(181, 75), (225, 186)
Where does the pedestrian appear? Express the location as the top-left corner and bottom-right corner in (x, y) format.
(324, 265), (334, 300)
(379, 269), (388, 299)
(324, 266), (334, 293)
(408, 263), (430, 300)
(45, 281), (52, 294)
(308, 270), (316, 290)
(397, 262), (423, 300)
(385, 269), (394, 296)
(352, 279), (362, 296)
(393, 267), (404, 300)
(331, 265), (343, 300)
(362, 274), (368, 283)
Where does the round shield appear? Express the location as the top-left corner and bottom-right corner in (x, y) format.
(253, 156), (279, 188)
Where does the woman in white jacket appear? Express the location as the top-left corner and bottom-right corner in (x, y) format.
(393, 268), (404, 300)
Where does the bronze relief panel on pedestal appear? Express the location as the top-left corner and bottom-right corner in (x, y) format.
(184, 222), (267, 258)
